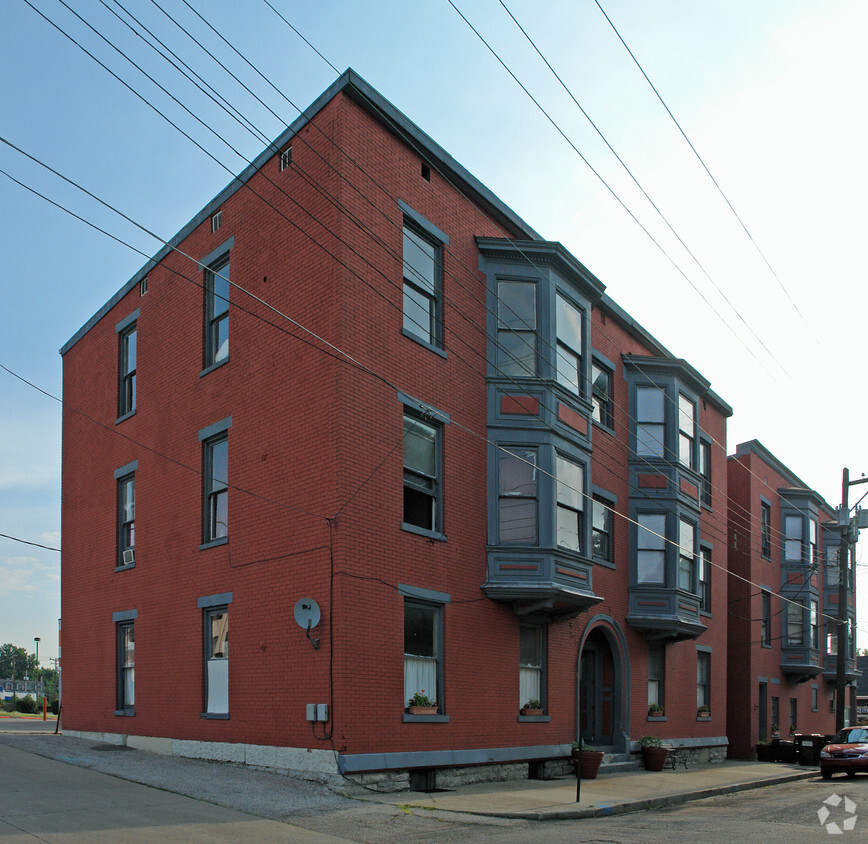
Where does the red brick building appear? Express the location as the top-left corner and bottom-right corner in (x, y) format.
(61, 70), (735, 787)
(726, 440), (852, 758)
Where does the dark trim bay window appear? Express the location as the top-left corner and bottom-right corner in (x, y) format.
(403, 412), (441, 534)
(786, 600), (805, 646)
(497, 279), (537, 377)
(591, 362), (612, 427)
(699, 546), (711, 611)
(678, 518), (696, 591)
(592, 496), (612, 562)
(498, 448), (538, 545)
(555, 293), (583, 395)
(699, 439), (711, 506)
(205, 257), (230, 367)
(555, 454), (583, 552)
(784, 515), (803, 563)
(678, 394), (696, 468)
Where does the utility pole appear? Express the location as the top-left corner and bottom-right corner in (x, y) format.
(836, 469), (868, 732)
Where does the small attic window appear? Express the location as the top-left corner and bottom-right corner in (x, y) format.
(140, 276), (148, 296)
(421, 162), (431, 182)
(211, 211), (222, 232)
(280, 146), (292, 172)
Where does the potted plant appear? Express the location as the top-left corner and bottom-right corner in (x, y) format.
(789, 723), (797, 735)
(640, 735), (669, 771)
(520, 698), (543, 716)
(571, 740), (604, 779)
(648, 703), (665, 717)
(770, 723), (780, 738)
(697, 704), (710, 717)
(407, 690), (437, 715)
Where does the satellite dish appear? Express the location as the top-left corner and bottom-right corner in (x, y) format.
(294, 598), (321, 629)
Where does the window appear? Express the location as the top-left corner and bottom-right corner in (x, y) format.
(118, 473), (135, 565)
(648, 645), (664, 710)
(205, 257), (230, 366)
(761, 590), (771, 646)
(204, 435), (228, 542)
(811, 600), (819, 649)
(761, 502), (772, 558)
(699, 440), (711, 506)
(771, 696), (780, 730)
(678, 518), (695, 591)
(205, 606), (229, 715)
(403, 412), (440, 533)
(678, 394), (695, 468)
(498, 448), (537, 545)
(211, 210), (222, 232)
(591, 363), (612, 427)
(786, 601), (804, 646)
(812, 686), (818, 712)
(827, 623), (838, 655)
(809, 519), (818, 566)
(497, 280), (536, 377)
(697, 651), (710, 711)
(139, 276), (148, 296)
(519, 624), (544, 709)
(555, 293), (582, 395)
(789, 698), (797, 733)
(699, 546), (711, 611)
(592, 497), (612, 561)
(279, 146), (292, 171)
(784, 515), (803, 562)
(118, 323), (136, 417)
(826, 545), (840, 585)
(637, 513), (666, 583)
(117, 620), (134, 713)
(402, 223), (440, 346)
(636, 385), (665, 458)
(404, 600), (441, 713)
(556, 455), (583, 552)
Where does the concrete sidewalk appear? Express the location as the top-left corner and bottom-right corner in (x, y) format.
(362, 760), (818, 820)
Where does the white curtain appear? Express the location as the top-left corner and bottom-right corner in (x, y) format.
(123, 667), (135, 706)
(404, 656), (436, 705)
(207, 659), (229, 714)
(519, 667), (540, 707)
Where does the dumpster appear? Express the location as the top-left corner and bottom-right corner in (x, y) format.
(793, 734), (817, 765)
(771, 738), (796, 763)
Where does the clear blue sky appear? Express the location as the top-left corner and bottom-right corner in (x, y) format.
(1, 0), (865, 665)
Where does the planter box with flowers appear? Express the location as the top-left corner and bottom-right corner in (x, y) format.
(697, 705), (710, 719)
(647, 703), (665, 719)
(520, 698), (543, 716)
(407, 690), (437, 715)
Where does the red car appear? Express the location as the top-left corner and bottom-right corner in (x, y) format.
(820, 728), (868, 779)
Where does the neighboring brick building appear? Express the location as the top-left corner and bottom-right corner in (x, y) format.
(726, 440), (855, 758)
(61, 70), (735, 788)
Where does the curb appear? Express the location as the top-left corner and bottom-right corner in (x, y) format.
(417, 770), (818, 821)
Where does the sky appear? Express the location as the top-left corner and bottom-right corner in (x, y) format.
(1, 0), (866, 666)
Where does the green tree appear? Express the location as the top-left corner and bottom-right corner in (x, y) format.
(0, 643), (37, 680)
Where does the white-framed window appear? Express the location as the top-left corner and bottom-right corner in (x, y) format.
(556, 454), (583, 552)
(498, 448), (538, 545)
(555, 293), (583, 395)
(211, 210), (222, 232)
(637, 513), (666, 583)
(279, 146), (292, 171)
(519, 624), (544, 709)
(205, 257), (230, 366)
(497, 279), (537, 377)
(402, 223), (441, 347)
(636, 385), (665, 458)
(403, 411), (441, 533)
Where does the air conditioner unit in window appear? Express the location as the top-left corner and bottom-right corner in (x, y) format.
(122, 549), (135, 565)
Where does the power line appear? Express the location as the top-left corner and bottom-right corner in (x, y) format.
(0, 532), (60, 553)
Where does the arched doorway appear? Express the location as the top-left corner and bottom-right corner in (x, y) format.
(578, 624), (624, 750)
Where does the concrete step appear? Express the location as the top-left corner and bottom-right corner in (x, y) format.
(599, 754), (642, 775)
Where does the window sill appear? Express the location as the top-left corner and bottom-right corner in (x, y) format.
(401, 328), (447, 359)
(592, 555), (616, 570)
(592, 419), (615, 437)
(696, 715), (712, 722)
(200, 357), (229, 378)
(699, 610), (712, 619)
(200, 537), (228, 551)
(401, 522), (446, 541)
(647, 715), (667, 722)
(114, 709), (135, 717)
(201, 712), (230, 720)
(114, 562), (136, 573)
(115, 410), (136, 425)
(403, 713), (449, 723)
(518, 714), (551, 723)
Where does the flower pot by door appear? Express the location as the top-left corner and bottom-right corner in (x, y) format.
(573, 749), (604, 779)
(641, 746), (669, 771)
